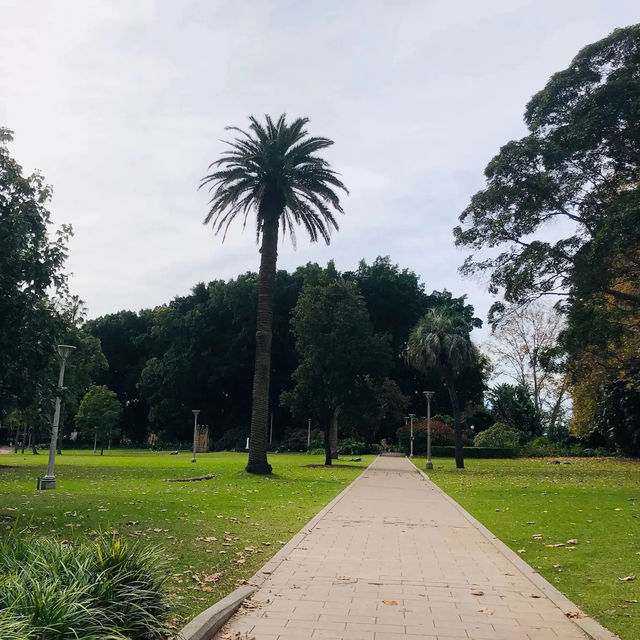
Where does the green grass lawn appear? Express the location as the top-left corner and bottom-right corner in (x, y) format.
(412, 456), (640, 640)
(0, 449), (372, 626)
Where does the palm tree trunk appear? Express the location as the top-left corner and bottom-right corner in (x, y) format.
(246, 216), (278, 474)
(446, 376), (464, 469)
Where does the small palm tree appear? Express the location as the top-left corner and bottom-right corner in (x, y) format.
(406, 306), (476, 469)
(201, 114), (348, 474)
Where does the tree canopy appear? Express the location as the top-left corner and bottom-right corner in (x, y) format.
(0, 128), (72, 414)
(454, 24), (640, 325)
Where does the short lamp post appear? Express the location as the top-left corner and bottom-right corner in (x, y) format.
(408, 413), (416, 458)
(40, 345), (76, 490)
(307, 418), (311, 450)
(423, 391), (435, 471)
(191, 410), (200, 463)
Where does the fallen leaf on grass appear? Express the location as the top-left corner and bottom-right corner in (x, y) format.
(618, 576), (636, 582)
(546, 543), (565, 548)
(382, 600), (398, 605)
(471, 590), (485, 596)
(532, 534), (543, 540)
(625, 599), (638, 603)
(517, 549), (526, 554)
(566, 539), (578, 545)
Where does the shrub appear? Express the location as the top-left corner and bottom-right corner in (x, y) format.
(397, 420), (468, 454)
(473, 422), (521, 448)
(0, 532), (172, 640)
(430, 446), (517, 458)
(337, 438), (366, 455)
(214, 426), (247, 451)
(521, 436), (613, 458)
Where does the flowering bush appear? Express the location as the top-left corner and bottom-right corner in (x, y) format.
(396, 420), (467, 454)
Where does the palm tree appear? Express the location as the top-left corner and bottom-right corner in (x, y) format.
(201, 114), (348, 474)
(406, 306), (476, 469)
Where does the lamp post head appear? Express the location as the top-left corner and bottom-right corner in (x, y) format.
(409, 413), (416, 418)
(192, 409), (200, 417)
(57, 344), (76, 360)
(423, 391), (434, 401)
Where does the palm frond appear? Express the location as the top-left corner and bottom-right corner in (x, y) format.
(200, 114), (347, 245)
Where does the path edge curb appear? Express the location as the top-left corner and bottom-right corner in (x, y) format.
(174, 458), (374, 640)
(413, 462), (621, 640)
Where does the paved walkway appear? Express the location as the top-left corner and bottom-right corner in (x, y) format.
(216, 456), (598, 640)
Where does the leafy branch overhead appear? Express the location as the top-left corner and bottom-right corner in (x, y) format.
(454, 24), (640, 325)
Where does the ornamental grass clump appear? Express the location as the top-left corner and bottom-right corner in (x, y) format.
(0, 531), (173, 639)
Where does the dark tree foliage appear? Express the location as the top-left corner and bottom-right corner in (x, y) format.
(83, 310), (151, 442)
(87, 259), (487, 450)
(488, 383), (543, 443)
(596, 368), (640, 457)
(454, 24), (640, 325)
(281, 280), (392, 465)
(0, 128), (71, 415)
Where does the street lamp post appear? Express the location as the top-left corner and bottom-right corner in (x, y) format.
(408, 413), (416, 458)
(307, 418), (311, 450)
(191, 410), (200, 463)
(40, 345), (76, 490)
(423, 391), (435, 471)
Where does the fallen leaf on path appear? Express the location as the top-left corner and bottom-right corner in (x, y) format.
(382, 600), (398, 605)
(477, 608), (494, 615)
(471, 590), (485, 596)
(529, 594), (542, 598)
(565, 611), (586, 619)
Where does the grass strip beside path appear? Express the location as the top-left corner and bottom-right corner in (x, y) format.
(412, 456), (640, 640)
(0, 450), (372, 626)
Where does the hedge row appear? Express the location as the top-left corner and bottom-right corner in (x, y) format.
(430, 446), (517, 458)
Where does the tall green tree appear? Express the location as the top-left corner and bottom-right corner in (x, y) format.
(407, 306), (478, 468)
(454, 25), (640, 325)
(282, 280), (391, 465)
(0, 128), (72, 415)
(75, 385), (122, 455)
(201, 114), (347, 474)
(488, 383), (542, 443)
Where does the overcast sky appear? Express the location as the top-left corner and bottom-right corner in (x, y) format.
(1, 0), (638, 334)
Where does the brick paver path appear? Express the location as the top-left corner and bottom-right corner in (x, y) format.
(216, 455), (593, 640)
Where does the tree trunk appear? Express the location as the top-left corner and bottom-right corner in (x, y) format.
(330, 407), (340, 460)
(324, 422), (332, 466)
(246, 216), (279, 475)
(446, 376), (464, 469)
(548, 375), (568, 432)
